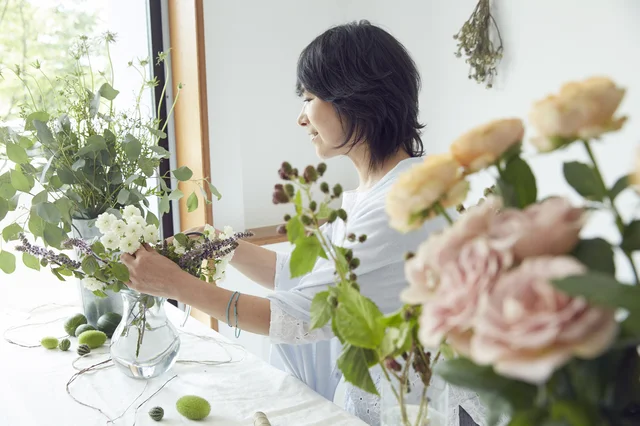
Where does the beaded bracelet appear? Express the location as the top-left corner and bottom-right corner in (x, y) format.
(233, 292), (242, 338)
(226, 291), (239, 327)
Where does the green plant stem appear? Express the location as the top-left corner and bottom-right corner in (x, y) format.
(434, 203), (454, 225)
(380, 362), (409, 425)
(582, 140), (640, 285)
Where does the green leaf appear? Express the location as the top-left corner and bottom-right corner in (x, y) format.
(35, 202), (61, 224)
(290, 234), (322, 278)
(335, 286), (384, 349)
(169, 189), (184, 201)
(286, 216), (305, 243)
(610, 175), (630, 200)
(0, 198), (8, 221)
(434, 358), (537, 410)
(0, 182), (16, 199)
(172, 166), (193, 181)
(150, 145), (170, 158)
(93, 289), (108, 298)
(28, 215), (45, 238)
(6, 142), (29, 164)
(317, 203), (331, 220)
(111, 263), (130, 282)
(310, 291), (332, 330)
(91, 241), (106, 256)
(58, 168), (76, 185)
(621, 221), (640, 253)
(2, 223), (22, 242)
(294, 191), (302, 215)
(208, 182), (222, 200)
(159, 195), (170, 215)
(552, 272), (640, 313)
(107, 166), (123, 185)
(11, 167), (33, 192)
(138, 158), (156, 177)
(32, 190), (48, 205)
(571, 238), (615, 275)
(146, 211), (160, 227)
(77, 135), (108, 157)
(147, 126), (167, 139)
(98, 82), (119, 100)
(337, 344), (378, 395)
(43, 224), (66, 249)
(187, 192), (198, 212)
(81, 256), (99, 275)
(174, 233), (189, 246)
(24, 111), (50, 131)
(563, 162), (605, 202)
(500, 157), (537, 208)
(50, 175), (63, 189)
(22, 252), (40, 271)
(550, 401), (600, 426)
(71, 158), (85, 171)
(33, 120), (55, 147)
(117, 189), (130, 205)
(124, 134), (142, 160)
(0, 251), (16, 274)
(18, 136), (34, 149)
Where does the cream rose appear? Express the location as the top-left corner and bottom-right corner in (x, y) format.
(450, 118), (524, 172)
(416, 238), (513, 356)
(488, 197), (585, 260)
(529, 77), (627, 151)
(386, 153), (468, 233)
(470, 256), (618, 384)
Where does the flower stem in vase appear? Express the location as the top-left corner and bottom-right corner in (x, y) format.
(435, 203), (454, 225)
(582, 140), (640, 284)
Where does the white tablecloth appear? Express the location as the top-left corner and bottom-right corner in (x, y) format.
(0, 277), (364, 426)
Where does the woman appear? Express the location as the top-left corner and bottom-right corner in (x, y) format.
(121, 21), (447, 425)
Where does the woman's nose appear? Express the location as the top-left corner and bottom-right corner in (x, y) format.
(297, 106), (308, 127)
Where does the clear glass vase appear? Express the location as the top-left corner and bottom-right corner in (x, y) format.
(110, 289), (180, 379)
(72, 218), (123, 326)
(381, 370), (448, 426)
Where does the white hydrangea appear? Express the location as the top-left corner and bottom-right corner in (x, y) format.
(119, 234), (141, 254)
(96, 213), (117, 234)
(122, 205), (142, 221)
(111, 219), (127, 235)
(100, 232), (120, 251)
(143, 225), (159, 243)
(127, 215), (146, 227)
(124, 223), (144, 239)
(173, 239), (186, 255)
(82, 277), (105, 292)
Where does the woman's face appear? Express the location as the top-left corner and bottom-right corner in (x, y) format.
(297, 91), (348, 159)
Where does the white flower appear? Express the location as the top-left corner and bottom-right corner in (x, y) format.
(96, 213), (117, 234)
(100, 232), (120, 251)
(125, 223), (144, 239)
(122, 205), (142, 221)
(143, 225), (159, 243)
(119, 235), (141, 254)
(127, 215), (146, 227)
(222, 225), (234, 239)
(173, 239), (186, 255)
(82, 277), (105, 292)
(213, 253), (233, 282)
(111, 220), (127, 235)
(204, 224), (217, 239)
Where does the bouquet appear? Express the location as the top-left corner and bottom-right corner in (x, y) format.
(0, 33), (219, 273)
(276, 76), (640, 426)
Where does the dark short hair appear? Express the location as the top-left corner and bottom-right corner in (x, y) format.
(296, 20), (424, 169)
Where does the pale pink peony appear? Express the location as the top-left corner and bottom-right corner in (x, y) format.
(470, 256), (618, 384)
(488, 197), (585, 260)
(416, 238), (513, 355)
(401, 197), (503, 304)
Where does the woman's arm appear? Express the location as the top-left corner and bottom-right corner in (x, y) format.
(168, 225), (278, 290)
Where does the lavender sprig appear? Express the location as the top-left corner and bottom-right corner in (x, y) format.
(63, 238), (94, 256)
(16, 233), (81, 269)
(177, 232), (252, 270)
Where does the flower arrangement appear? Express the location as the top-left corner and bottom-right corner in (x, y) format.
(0, 33), (219, 273)
(276, 76), (640, 425)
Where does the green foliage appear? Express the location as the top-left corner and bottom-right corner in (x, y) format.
(552, 272), (640, 313)
(563, 161), (606, 202)
(497, 155), (537, 208)
(571, 238), (616, 275)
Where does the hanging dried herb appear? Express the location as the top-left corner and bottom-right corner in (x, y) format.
(453, 0), (503, 88)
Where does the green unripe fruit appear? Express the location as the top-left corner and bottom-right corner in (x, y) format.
(77, 344), (91, 356)
(96, 312), (122, 338)
(149, 406), (164, 421)
(300, 215), (312, 225)
(78, 330), (107, 349)
(358, 234), (367, 243)
(176, 395), (211, 421)
(64, 313), (87, 336)
(41, 336), (59, 349)
(337, 209), (347, 221)
(320, 182), (330, 194)
(328, 211), (338, 223)
(75, 324), (96, 337)
(333, 184), (343, 197)
(58, 338), (71, 351)
(317, 162), (327, 176)
(309, 201), (317, 212)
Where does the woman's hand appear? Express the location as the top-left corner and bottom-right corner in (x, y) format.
(120, 244), (186, 299)
(165, 225), (208, 245)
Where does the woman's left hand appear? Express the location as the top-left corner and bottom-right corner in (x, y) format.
(120, 244), (185, 299)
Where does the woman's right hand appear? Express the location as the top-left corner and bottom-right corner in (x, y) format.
(165, 224), (207, 244)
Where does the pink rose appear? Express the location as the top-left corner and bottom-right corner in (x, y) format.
(401, 197), (503, 304)
(417, 238), (513, 355)
(488, 197), (584, 260)
(470, 256), (618, 384)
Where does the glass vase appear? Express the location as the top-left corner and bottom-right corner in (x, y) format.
(72, 219), (123, 326)
(110, 289), (180, 379)
(381, 371), (448, 426)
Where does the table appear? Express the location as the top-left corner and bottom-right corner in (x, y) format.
(0, 277), (365, 426)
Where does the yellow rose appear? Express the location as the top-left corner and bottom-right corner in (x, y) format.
(450, 118), (524, 172)
(529, 77), (627, 152)
(386, 153), (469, 233)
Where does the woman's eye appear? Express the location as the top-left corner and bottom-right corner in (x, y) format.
(303, 98), (313, 103)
